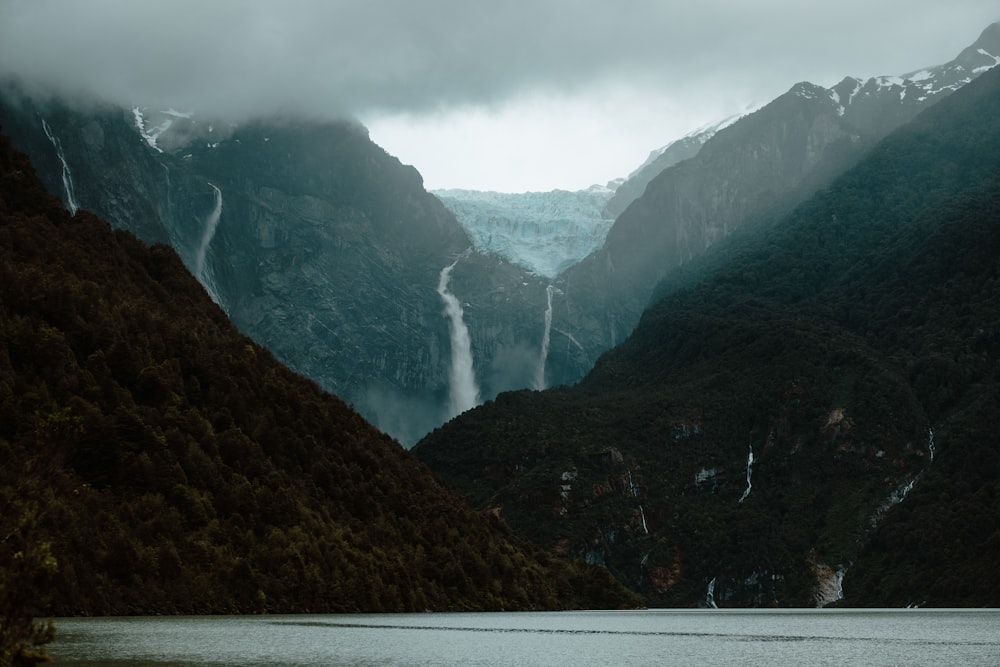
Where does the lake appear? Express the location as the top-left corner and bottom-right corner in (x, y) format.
(50, 609), (1000, 666)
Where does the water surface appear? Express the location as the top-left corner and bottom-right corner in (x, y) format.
(51, 609), (1000, 666)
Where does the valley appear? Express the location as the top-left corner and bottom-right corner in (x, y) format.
(0, 18), (998, 636)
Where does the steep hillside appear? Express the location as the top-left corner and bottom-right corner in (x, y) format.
(415, 65), (1000, 607)
(0, 133), (636, 616)
(602, 114), (743, 220)
(550, 23), (1000, 379)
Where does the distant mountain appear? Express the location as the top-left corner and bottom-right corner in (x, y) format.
(0, 132), (636, 615)
(548, 22), (1000, 380)
(602, 113), (749, 220)
(433, 186), (615, 278)
(415, 63), (1000, 607)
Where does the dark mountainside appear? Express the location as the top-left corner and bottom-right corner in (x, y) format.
(415, 65), (1000, 607)
(548, 23), (1000, 382)
(0, 132), (637, 616)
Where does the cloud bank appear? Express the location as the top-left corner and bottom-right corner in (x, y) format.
(2, 0), (996, 121)
(1, 1), (996, 189)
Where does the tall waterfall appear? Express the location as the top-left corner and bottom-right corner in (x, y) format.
(194, 184), (223, 305)
(534, 284), (556, 390)
(41, 119), (80, 215)
(438, 257), (480, 418)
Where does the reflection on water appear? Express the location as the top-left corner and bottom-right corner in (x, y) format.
(51, 609), (1000, 667)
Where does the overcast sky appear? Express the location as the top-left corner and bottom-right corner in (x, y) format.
(1, 1), (997, 191)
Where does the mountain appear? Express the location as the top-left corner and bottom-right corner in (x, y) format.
(433, 185), (615, 279)
(0, 91), (557, 444)
(602, 113), (749, 220)
(548, 22), (1000, 380)
(414, 63), (1000, 607)
(3, 24), (996, 451)
(0, 131), (636, 617)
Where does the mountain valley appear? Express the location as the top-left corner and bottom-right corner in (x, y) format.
(1, 20), (998, 618)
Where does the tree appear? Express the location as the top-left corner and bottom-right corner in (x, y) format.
(0, 473), (58, 666)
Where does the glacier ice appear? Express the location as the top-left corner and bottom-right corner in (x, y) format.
(434, 186), (615, 279)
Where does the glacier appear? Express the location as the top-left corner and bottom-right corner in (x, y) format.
(434, 185), (616, 279)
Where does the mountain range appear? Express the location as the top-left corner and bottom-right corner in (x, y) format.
(1, 21), (998, 613)
(415, 50), (1000, 607)
(3, 25), (997, 448)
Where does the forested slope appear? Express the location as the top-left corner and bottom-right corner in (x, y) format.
(0, 132), (636, 617)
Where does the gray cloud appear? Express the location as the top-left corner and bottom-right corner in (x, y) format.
(1, 0), (997, 123)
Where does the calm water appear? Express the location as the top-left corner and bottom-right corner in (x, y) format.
(51, 609), (1000, 666)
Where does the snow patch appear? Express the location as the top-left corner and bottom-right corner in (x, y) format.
(131, 106), (172, 153)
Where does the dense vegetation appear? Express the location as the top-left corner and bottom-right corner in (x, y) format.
(416, 67), (1000, 606)
(0, 129), (637, 643)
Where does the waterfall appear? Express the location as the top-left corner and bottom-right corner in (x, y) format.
(438, 257), (480, 418)
(533, 284), (557, 390)
(738, 443), (754, 504)
(40, 119), (80, 215)
(928, 427), (935, 462)
(639, 505), (649, 534)
(194, 184), (223, 305)
(706, 578), (718, 608)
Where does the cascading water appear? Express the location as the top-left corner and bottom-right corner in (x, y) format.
(438, 257), (480, 418)
(40, 118), (80, 215)
(738, 443), (754, 504)
(928, 427), (936, 462)
(534, 285), (557, 390)
(706, 578), (718, 608)
(194, 184), (223, 305)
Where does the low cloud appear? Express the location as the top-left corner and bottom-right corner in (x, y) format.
(1, 0), (996, 123)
